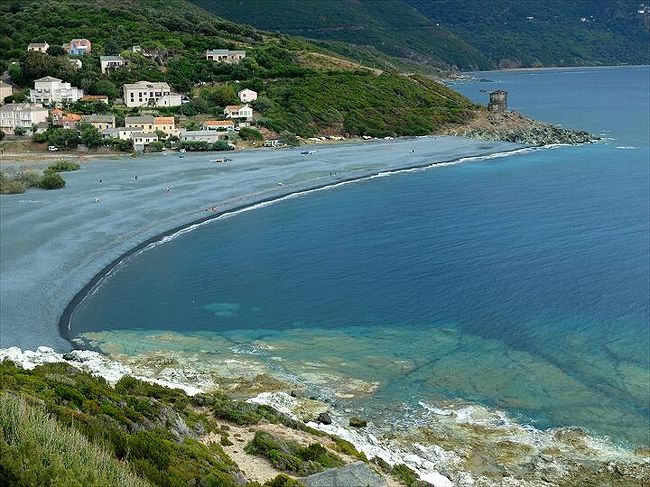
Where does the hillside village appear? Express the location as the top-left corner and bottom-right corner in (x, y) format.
(0, 41), (291, 153)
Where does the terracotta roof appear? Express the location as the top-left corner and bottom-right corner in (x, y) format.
(61, 113), (81, 122)
(204, 120), (234, 126)
(154, 117), (175, 125)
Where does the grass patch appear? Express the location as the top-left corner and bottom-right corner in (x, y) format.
(0, 361), (242, 486)
(0, 393), (148, 487)
(331, 437), (367, 462)
(245, 431), (344, 476)
(47, 160), (81, 172)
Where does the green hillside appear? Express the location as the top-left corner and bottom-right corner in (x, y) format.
(406, 0), (650, 68)
(190, 0), (494, 71)
(191, 0), (650, 70)
(0, 0), (477, 139)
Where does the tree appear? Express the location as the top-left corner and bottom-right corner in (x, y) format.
(14, 127), (26, 136)
(47, 45), (67, 57)
(78, 123), (102, 149)
(199, 84), (237, 108)
(89, 79), (118, 99)
(48, 128), (80, 149)
(279, 130), (299, 147)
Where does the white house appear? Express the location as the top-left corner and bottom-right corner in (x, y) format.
(238, 89), (257, 103)
(123, 81), (182, 108)
(100, 55), (125, 74)
(180, 130), (225, 143)
(101, 127), (158, 151)
(0, 103), (49, 134)
(101, 127), (142, 141)
(131, 132), (159, 151)
(27, 42), (49, 53)
(223, 104), (253, 120)
(29, 77), (83, 105)
(0, 82), (12, 104)
(205, 49), (246, 63)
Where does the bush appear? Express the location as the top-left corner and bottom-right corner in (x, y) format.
(211, 141), (232, 151)
(108, 138), (133, 152)
(238, 127), (263, 141)
(47, 160), (80, 172)
(244, 431), (344, 476)
(145, 141), (164, 152)
(279, 130), (299, 147)
(0, 394), (148, 487)
(13, 126), (26, 136)
(392, 463), (419, 486)
(38, 171), (66, 189)
(0, 170), (45, 194)
(33, 131), (49, 143)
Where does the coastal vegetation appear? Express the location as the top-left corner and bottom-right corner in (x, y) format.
(244, 431), (345, 476)
(0, 159), (76, 194)
(0, 361), (377, 486)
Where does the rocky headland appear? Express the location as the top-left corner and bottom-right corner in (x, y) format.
(444, 110), (596, 146)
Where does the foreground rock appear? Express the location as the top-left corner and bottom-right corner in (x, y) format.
(444, 110), (596, 146)
(300, 462), (387, 487)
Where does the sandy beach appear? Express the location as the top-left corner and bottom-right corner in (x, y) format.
(0, 136), (521, 350)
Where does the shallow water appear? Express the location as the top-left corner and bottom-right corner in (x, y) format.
(71, 66), (649, 447)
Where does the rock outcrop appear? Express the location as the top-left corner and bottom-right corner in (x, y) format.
(300, 462), (387, 487)
(444, 110), (596, 146)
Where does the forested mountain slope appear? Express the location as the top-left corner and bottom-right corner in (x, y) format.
(193, 0), (650, 70)
(190, 0), (494, 71)
(407, 0), (650, 68)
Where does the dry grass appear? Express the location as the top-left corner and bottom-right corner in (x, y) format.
(0, 394), (149, 487)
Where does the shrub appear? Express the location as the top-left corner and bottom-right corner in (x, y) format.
(211, 141), (232, 151)
(244, 431), (344, 476)
(38, 171), (65, 189)
(0, 172), (27, 194)
(108, 138), (133, 152)
(47, 160), (80, 172)
(238, 127), (263, 141)
(279, 130), (299, 147)
(146, 141), (164, 152)
(264, 474), (306, 487)
(13, 126), (26, 136)
(392, 463), (419, 486)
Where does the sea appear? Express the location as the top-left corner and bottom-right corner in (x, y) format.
(69, 66), (649, 455)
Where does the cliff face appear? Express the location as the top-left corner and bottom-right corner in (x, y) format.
(443, 110), (596, 146)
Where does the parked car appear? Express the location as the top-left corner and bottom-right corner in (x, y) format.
(47, 146), (59, 151)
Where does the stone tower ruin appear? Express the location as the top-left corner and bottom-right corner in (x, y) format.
(488, 90), (508, 112)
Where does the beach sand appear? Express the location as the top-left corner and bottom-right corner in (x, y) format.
(0, 136), (521, 350)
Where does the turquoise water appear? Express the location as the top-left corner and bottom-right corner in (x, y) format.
(70, 67), (649, 447)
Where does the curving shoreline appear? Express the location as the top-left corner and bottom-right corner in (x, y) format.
(0, 136), (523, 350)
(2, 135), (649, 486)
(59, 143), (536, 346)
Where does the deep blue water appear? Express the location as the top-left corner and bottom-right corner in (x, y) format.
(71, 67), (649, 446)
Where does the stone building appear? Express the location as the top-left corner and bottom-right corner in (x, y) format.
(488, 90), (507, 112)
